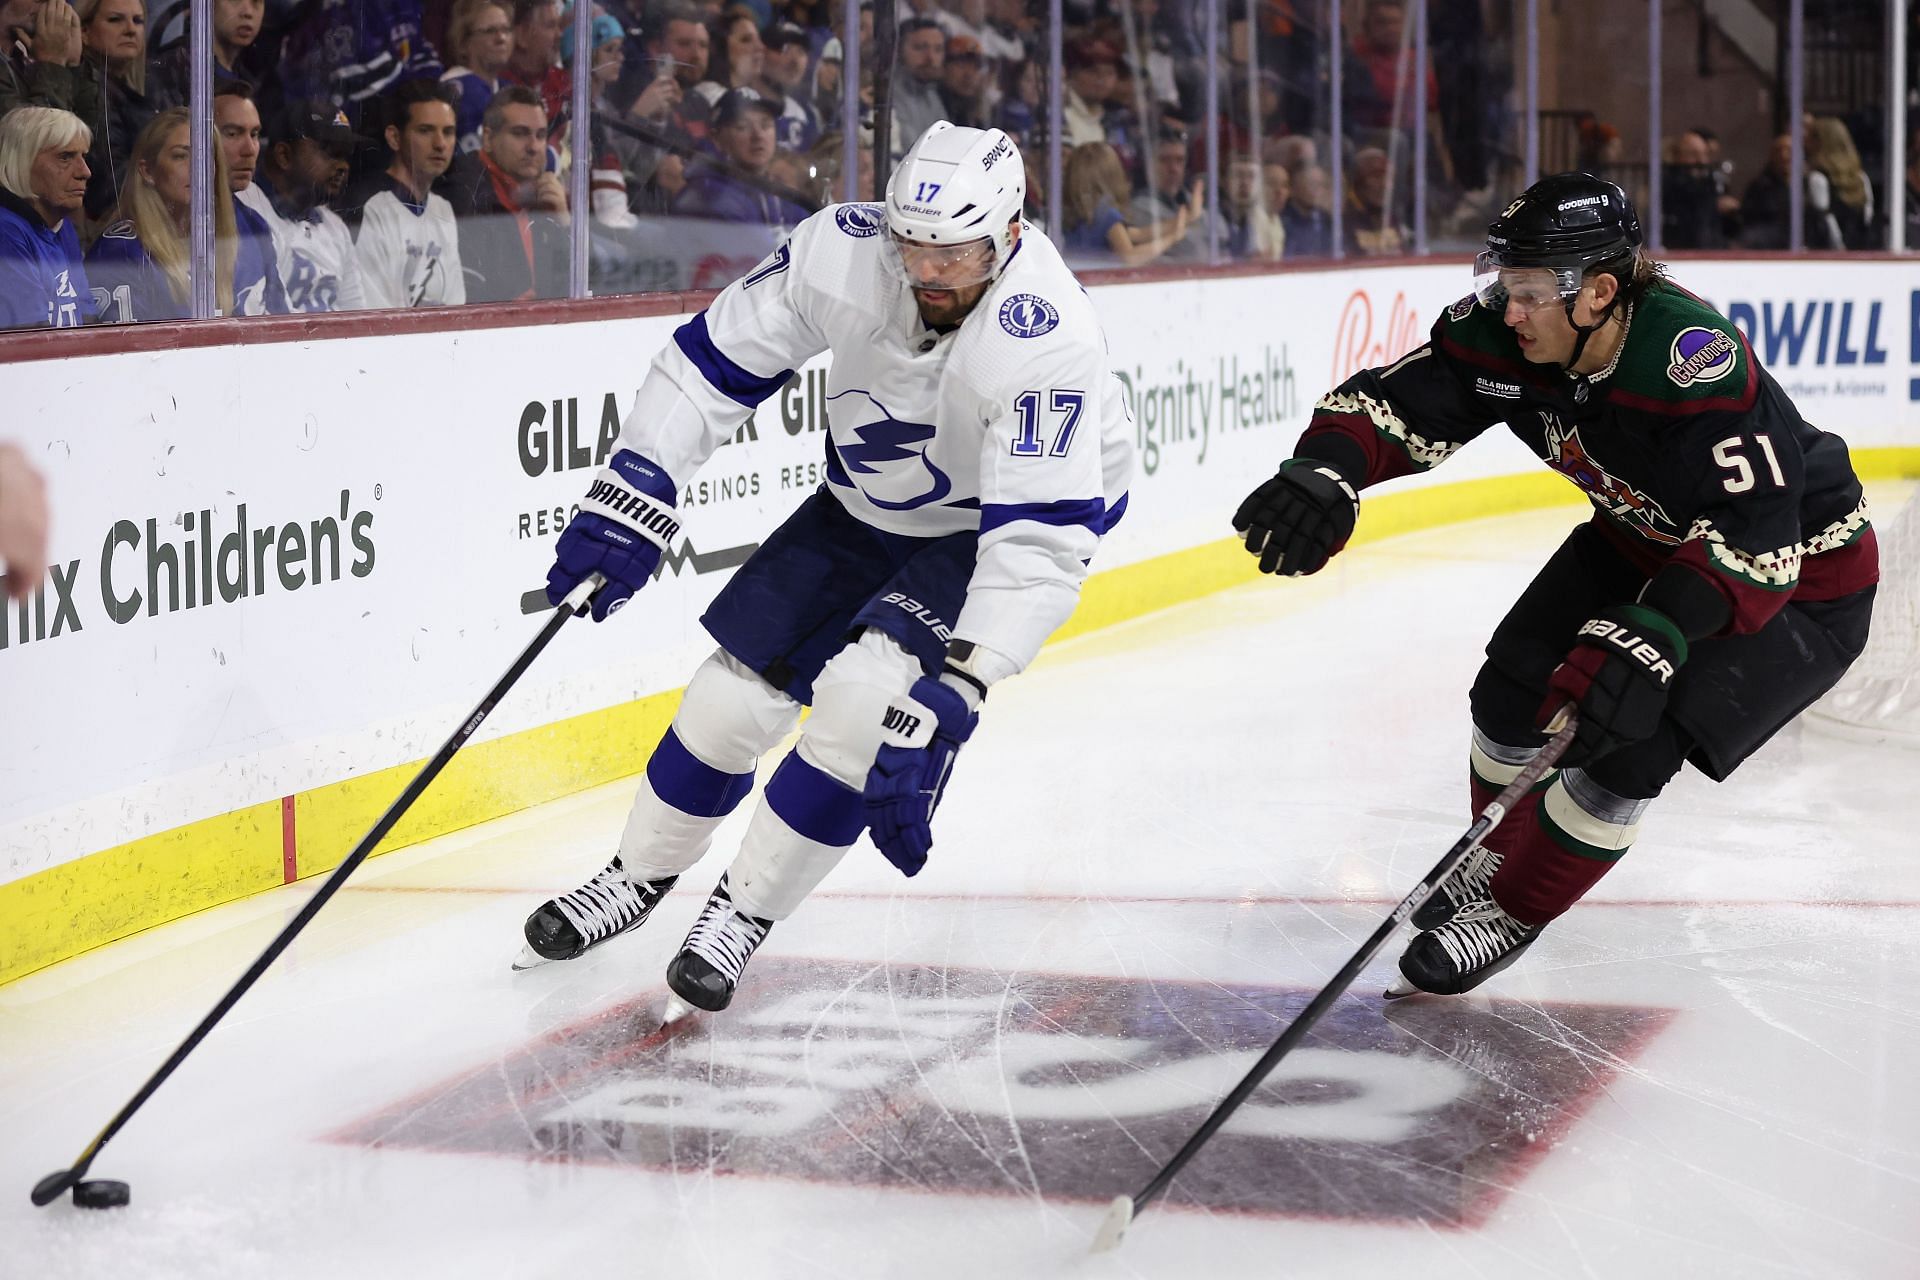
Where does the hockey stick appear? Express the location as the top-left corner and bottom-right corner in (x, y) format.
(1090, 708), (1580, 1252)
(30, 575), (603, 1209)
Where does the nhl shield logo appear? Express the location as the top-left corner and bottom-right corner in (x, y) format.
(1666, 326), (1738, 386)
(998, 293), (1059, 338)
(834, 203), (885, 237)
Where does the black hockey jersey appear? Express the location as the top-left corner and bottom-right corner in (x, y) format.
(1295, 280), (1879, 635)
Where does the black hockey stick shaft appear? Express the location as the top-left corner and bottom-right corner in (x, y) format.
(1124, 710), (1580, 1220)
(30, 578), (599, 1207)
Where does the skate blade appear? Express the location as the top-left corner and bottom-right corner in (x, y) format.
(1383, 975), (1420, 1000)
(1090, 1195), (1134, 1253)
(660, 994), (697, 1028)
(511, 944), (561, 972)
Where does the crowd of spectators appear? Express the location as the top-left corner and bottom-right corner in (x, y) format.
(0, 0), (1911, 330)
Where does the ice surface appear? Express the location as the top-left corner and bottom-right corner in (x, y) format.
(5, 495), (1918, 1279)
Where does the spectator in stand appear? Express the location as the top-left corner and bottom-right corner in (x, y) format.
(147, 0), (255, 107)
(0, 106), (93, 329)
(1, 0), (101, 120)
(1737, 132), (1791, 250)
(1221, 66), (1284, 161)
(77, 0), (153, 221)
(501, 0), (567, 123)
(674, 86), (805, 228)
(1062, 38), (1116, 148)
(213, 80), (286, 313)
(1222, 154), (1280, 259)
(890, 15), (945, 157)
(757, 20), (817, 152)
(1806, 115), (1874, 250)
(642, 3), (711, 141)
(1661, 129), (1725, 250)
(693, 7), (762, 107)
(1130, 128), (1215, 262)
(809, 36), (841, 131)
(566, 11), (645, 234)
(440, 84), (567, 301)
(0, 439), (49, 597)
(1345, 0), (1437, 136)
(1575, 115), (1622, 174)
(993, 53), (1040, 148)
(442, 0), (515, 155)
(1345, 145), (1406, 255)
(1282, 161), (1332, 257)
(354, 79), (464, 308)
(238, 101), (365, 312)
(1905, 130), (1920, 251)
(87, 106), (236, 322)
(938, 32), (987, 130)
(978, 0), (1031, 67)
(1061, 140), (1188, 268)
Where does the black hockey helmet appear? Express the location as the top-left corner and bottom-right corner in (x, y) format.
(1473, 172), (1644, 365)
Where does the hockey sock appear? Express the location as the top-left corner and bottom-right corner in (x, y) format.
(1488, 768), (1649, 926)
(620, 728), (756, 880)
(725, 748), (865, 920)
(1468, 729), (1556, 862)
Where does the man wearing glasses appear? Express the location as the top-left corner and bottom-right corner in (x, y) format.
(1234, 172), (1877, 999)
(518, 122), (1134, 1023)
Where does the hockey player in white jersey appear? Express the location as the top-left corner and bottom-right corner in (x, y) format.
(518, 122), (1134, 1017)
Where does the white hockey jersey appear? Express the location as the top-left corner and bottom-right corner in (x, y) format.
(237, 179), (367, 313)
(625, 202), (1135, 674)
(354, 180), (467, 309)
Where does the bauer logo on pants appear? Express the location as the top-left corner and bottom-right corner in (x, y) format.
(334, 957), (1672, 1226)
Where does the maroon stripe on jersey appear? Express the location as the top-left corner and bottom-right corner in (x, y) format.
(1795, 530), (1880, 601)
(1302, 415), (1423, 486)
(1603, 328), (1760, 416)
(1436, 331), (1542, 382)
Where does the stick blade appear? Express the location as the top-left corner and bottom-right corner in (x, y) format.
(1090, 1194), (1134, 1253)
(31, 1169), (77, 1207)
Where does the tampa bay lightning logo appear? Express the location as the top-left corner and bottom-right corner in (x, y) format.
(827, 389), (953, 511)
(998, 293), (1059, 338)
(834, 203), (885, 238)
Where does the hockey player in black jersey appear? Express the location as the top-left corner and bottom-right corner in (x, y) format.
(1235, 172), (1879, 998)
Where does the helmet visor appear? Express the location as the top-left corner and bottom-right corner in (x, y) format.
(889, 233), (998, 291)
(1471, 252), (1581, 314)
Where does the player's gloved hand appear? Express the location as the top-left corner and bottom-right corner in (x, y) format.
(1233, 458), (1360, 576)
(1540, 603), (1688, 767)
(863, 676), (979, 877)
(546, 450), (681, 621)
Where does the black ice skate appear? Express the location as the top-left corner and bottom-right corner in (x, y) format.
(1410, 843), (1503, 931)
(514, 857), (677, 970)
(1385, 897), (1540, 998)
(661, 874), (773, 1020)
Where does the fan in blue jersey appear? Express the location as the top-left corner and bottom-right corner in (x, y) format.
(517, 124), (1136, 1021)
(87, 108), (242, 322)
(0, 107), (96, 330)
(439, 0), (513, 155)
(214, 84), (289, 315)
(672, 86), (810, 229)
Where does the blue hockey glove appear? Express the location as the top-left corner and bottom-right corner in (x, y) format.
(864, 676), (978, 876)
(546, 450), (681, 621)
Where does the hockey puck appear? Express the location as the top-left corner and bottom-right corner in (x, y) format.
(71, 1179), (130, 1209)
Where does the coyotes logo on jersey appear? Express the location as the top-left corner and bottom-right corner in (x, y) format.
(1539, 413), (1681, 545)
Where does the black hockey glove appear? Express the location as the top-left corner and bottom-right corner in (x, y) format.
(1233, 458), (1359, 576)
(1541, 604), (1688, 768)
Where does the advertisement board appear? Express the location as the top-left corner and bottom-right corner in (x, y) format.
(3, 258), (1914, 896)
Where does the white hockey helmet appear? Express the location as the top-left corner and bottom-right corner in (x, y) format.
(884, 121), (1026, 289)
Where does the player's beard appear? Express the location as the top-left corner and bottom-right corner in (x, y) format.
(912, 280), (988, 327)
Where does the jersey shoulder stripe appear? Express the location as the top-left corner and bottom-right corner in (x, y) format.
(673, 310), (793, 407)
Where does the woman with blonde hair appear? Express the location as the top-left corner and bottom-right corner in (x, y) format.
(86, 106), (237, 321)
(0, 107), (96, 329)
(1060, 140), (1190, 268)
(1805, 115), (1874, 249)
(441, 0), (515, 154)
(78, 0), (157, 220)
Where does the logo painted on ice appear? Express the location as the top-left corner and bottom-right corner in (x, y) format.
(333, 956), (1674, 1225)
(1666, 326), (1738, 386)
(834, 203), (885, 237)
(826, 388), (954, 510)
(998, 294), (1059, 338)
